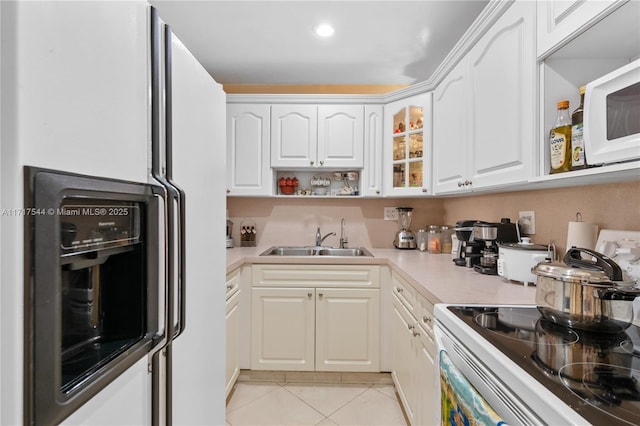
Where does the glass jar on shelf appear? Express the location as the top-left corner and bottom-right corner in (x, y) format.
(427, 225), (441, 254)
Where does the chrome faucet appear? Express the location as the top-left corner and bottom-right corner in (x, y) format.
(315, 227), (336, 247)
(339, 218), (348, 248)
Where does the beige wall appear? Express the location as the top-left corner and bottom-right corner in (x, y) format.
(227, 181), (640, 250)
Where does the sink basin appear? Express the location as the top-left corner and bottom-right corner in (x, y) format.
(261, 247), (317, 256)
(315, 248), (373, 257)
(260, 246), (373, 257)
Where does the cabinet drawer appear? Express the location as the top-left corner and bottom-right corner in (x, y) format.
(391, 271), (416, 312)
(226, 268), (241, 299)
(416, 294), (435, 337)
(252, 264), (380, 288)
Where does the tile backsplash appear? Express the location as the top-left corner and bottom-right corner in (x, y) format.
(227, 181), (639, 253)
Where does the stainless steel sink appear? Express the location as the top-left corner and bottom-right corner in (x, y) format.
(261, 247), (317, 256)
(315, 248), (373, 257)
(259, 246), (373, 257)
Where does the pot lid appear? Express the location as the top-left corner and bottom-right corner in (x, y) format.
(532, 261), (636, 286)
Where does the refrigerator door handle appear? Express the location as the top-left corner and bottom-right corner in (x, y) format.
(148, 186), (171, 357)
(163, 23), (186, 340)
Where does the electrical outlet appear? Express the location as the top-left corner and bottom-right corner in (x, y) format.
(384, 207), (399, 221)
(518, 211), (536, 235)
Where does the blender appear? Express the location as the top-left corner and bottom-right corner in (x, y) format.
(393, 207), (416, 249)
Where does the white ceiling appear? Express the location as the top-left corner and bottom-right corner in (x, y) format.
(149, 1), (489, 85)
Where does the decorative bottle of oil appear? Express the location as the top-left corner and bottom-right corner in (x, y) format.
(549, 100), (572, 174)
(571, 86), (587, 170)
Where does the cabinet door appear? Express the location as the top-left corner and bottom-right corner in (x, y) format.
(468, 0), (535, 189)
(361, 105), (384, 196)
(226, 104), (272, 196)
(415, 324), (436, 426)
(433, 57), (470, 194)
(225, 290), (241, 397)
(271, 105), (318, 167)
(251, 287), (315, 371)
(315, 288), (380, 372)
(317, 105), (364, 168)
(536, 0), (620, 58)
(384, 93), (432, 196)
(392, 297), (417, 425)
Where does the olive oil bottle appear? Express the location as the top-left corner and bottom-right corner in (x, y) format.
(549, 100), (572, 174)
(571, 86), (587, 170)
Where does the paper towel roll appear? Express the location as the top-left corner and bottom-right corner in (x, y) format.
(566, 221), (598, 252)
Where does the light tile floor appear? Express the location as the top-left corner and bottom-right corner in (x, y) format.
(226, 381), (409, 426)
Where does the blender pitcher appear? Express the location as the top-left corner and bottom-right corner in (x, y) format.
(394, 207), (417, 249)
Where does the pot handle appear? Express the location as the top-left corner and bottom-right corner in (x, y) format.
(563, 247), (624, 281)
(597, 287), (640, 301)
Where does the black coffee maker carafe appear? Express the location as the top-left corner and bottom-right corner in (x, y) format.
(453, 220), (483, 267)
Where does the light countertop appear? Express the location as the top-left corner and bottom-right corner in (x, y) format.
(226, 246), (537, 305)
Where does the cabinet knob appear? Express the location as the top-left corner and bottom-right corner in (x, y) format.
(396, 287), (403, 293)
(318, 293), (323, 299)
(227, 189), (231, 194)
(320, 161), (324, 166)
(413, 330), (421, 337)
(457, 181), (463, 187)
(226, 284), (233, 291)
(464, 179), (472, 186)
(422, 188), (427, 193)
(310, 161), (314, 166)
(307, 292), (313, 298)
(423, 315), (432, 324)
(407, 324), (415, 330)
(376, 190), (380, 194)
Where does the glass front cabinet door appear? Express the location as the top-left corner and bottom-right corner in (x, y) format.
(383, 93), (432, 196)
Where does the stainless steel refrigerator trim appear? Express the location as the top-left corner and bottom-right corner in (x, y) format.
(150, 7), (187, 425)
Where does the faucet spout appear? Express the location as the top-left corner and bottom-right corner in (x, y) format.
(315, 227), (336, 247)
(340, 218), (348, 248)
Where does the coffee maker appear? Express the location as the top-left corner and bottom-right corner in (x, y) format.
(453, 220), (483, 267)
(393, 207), (416, 249)
(472, 218), (519, 274)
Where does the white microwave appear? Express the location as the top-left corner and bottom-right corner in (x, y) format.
(584, 59), (640, 165)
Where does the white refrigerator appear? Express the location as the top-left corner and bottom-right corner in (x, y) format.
(0, 1), (226, 424)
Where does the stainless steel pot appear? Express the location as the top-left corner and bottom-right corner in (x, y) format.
(532, 247), (640, 333)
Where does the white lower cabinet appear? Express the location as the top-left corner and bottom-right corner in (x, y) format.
(251, 265), (380, 372)
(391, 273), (436, 426)
(225, 270), (241, 397)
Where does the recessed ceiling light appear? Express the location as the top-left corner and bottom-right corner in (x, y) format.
(314, 23), (335, 38)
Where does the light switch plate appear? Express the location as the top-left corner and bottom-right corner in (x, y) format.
(518, 211), (536, 234)
(384, 207), (398, 221)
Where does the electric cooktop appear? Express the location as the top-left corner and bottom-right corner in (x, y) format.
(448, 306), (640, 425)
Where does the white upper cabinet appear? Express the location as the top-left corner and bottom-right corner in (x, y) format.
(433, 0), (535, 194)
(433, 57), (470, 194)
(226, 104), (272, 196)
(271, 104), (364, 168)
(467, 0), (535, 190)
(270, 104), (318, 168)
(383, 93), (432, 196)
(318, 105), (364, 168)
(536, 0), (621, 58)
(361, 105), (384, 196)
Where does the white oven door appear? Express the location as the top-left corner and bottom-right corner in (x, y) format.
(434, 324), (544, 426)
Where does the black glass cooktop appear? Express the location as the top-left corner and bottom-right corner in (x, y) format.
(448, 306), (640, 425)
